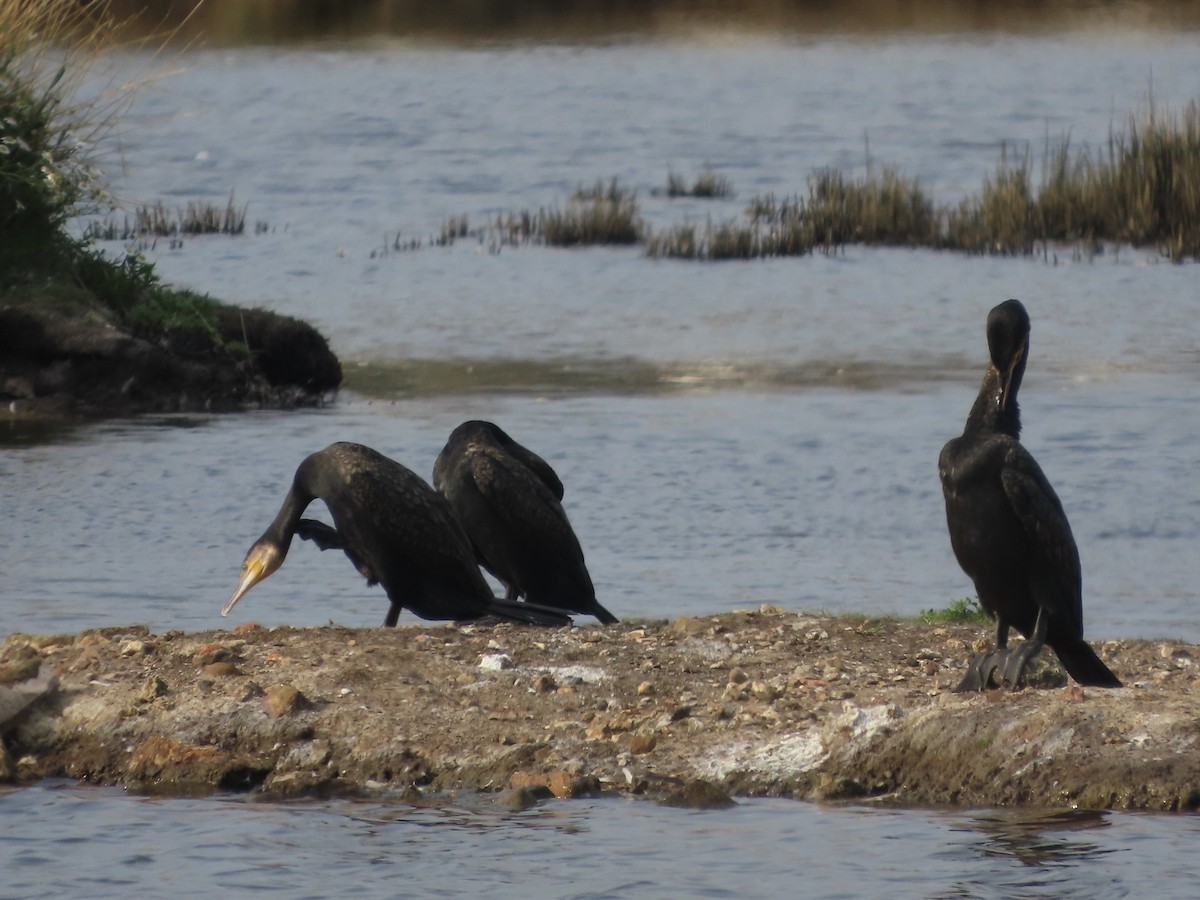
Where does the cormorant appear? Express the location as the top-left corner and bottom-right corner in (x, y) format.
(433, 421), (618, 624)
(938, 299), (1121, 691)
(222, 441), (573, 627)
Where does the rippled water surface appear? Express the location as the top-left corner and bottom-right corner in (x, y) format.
(3, 783), (1200, 899)
(4, 26), (1200, 898)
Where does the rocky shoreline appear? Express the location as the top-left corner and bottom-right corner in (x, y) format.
(2, 608), (1196, 811)
(0, 301), (342, 420)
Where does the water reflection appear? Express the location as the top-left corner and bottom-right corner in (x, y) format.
(3, 785), (1197, 898)
(966, 808), (1115, 867)
(933, 808), (1127, 900)
(0, 417), (88, 449)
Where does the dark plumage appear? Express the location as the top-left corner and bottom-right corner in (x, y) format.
(939, 299), (1120, 691)
(222, 441), (572, 627)
(433, 421), (617, 624)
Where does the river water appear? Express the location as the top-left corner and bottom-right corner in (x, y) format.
(2, 26), (1200, 897)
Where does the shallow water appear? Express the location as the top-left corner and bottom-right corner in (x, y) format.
(3, 782), (1200, 899)
(4, 27), (1200, 898)
(3, 375), (1198, 640)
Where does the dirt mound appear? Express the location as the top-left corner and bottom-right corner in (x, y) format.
(3, 609), (1195, 811)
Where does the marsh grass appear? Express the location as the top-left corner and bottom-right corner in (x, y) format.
(540, 179), (641, 245)
(657, 167), (734, 199)
(647, 167), (933, 259)
(648, 104), (1200, 262)
(439, 179), (643, 250)
(940, 107), (1200, 260)
(84, 192), (249, 239)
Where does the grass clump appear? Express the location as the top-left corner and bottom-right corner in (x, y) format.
(474, 179), (642, 249)
(919, 597), (990, 626)
(939, 106), (1200, 261)
(84, 191), (250, 240)
(657, 167), (734, 199)
(941, 146), (1036, 256)
(648, 167), (934, 260)
(540, 179), (641, 246)
(648, 103), (1200, 262)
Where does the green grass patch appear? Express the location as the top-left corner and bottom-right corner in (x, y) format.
(918, 597), (990, 626)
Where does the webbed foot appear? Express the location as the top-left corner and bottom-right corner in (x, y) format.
(953, 649), (1008, 692)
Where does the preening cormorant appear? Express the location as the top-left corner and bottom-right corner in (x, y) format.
(938, 299), (1120, 691)
(433, 421), (618, 624)
(222, 441), (573, 627)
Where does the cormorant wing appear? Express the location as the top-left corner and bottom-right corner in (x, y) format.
(999, 443), (1084, 628)
(295, 518), (343, 551)
(493, 433), (565, 501)
(295, 517), (380, 586)
(469, 447), (577, 546)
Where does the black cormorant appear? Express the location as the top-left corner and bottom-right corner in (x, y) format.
(939, 299), (1121, 691)
(433, 421), (618, 624)
(222, 441), (573, 627)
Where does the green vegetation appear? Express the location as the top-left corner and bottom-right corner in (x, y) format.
(0, 0), (238, 345)
(919, 597), (990, 626)
(0, 0), (111, 275)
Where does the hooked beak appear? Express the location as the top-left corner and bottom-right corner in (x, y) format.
(221, 545), (278, 617)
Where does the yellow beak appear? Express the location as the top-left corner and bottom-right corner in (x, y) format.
(221, 557), (266, 617)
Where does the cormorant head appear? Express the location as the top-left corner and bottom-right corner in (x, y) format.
(986, 298), (1030, 415)
(221, 537), (286, 617)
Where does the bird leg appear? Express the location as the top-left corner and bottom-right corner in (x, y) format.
(995, 619), (1010, 650)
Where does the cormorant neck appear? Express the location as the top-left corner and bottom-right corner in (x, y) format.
(964, 363), (1022, 439)
(261, 466), (318, 552)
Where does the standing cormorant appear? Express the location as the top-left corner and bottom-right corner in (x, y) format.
(222, 442), (572, 627)
(939, 299), (1120, 691)
(433, 421), (618, 624)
